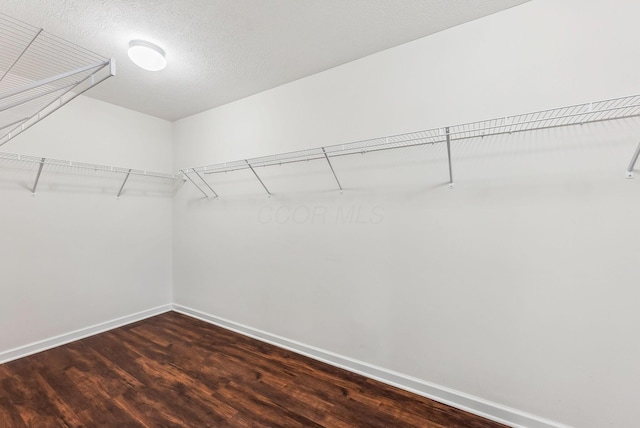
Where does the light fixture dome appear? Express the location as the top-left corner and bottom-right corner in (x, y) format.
(128, 40), (166, 71)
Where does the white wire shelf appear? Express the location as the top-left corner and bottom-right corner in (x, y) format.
(181, 94), (640, 198)
(0, 13), (115, 147)
(0, 152), (184, 197)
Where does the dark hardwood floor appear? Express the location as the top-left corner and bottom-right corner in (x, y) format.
(0, 312), (507, 427)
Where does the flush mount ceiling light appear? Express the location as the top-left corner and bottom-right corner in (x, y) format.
(128, 40), (166, 71)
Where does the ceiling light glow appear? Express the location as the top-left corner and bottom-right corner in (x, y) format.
(128, 40), (166, 71)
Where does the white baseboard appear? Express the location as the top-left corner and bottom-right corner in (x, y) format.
(0, 303), (571, 428)
(0, 304), (172, 365)
(173, 304), (571, 428)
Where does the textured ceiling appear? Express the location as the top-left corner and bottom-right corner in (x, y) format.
(0, 0), (530, 121)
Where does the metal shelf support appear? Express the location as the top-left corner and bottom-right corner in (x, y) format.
(31, 157), (45, 195)
(246, 160), (271, 196)
(445, 127), (454, 188)
(181, 169), (210, 198)
(192, 168), (218, 198)
(117, 169), (132, 198)
(626, 141), (640, 179)
(322, 147), (343, 191)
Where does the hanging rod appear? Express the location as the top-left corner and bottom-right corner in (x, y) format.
(0, 151), (184, 197)
(181, 94), (640, 197)
(0, 13), (115, 147)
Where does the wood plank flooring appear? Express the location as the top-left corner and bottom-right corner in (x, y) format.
(0, 312), (507, 427)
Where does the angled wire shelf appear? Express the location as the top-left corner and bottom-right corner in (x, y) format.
(0, 13), (115, 147)
(0, 152), (183, 197)
(181, 94), (640, 198)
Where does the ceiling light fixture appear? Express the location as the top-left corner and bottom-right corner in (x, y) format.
(128, 40), (166, 71)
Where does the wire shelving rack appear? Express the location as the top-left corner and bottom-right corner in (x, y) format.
(181, 94), (640, 198)
(0, 152), (183, 197)
(0, 13), (115, 148)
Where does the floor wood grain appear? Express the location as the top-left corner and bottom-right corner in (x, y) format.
(0, 312), (508, 427)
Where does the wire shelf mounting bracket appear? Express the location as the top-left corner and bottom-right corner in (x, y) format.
(192, 168), (219, 198)
(116, 168), (132, 198)
(246, 160), (271, 197)
(31, 157), (45, 195)
(445, 127), (454, 188)
(180, 169), (211, 198)
(626, 141), (640, 179)
(322, 147), (343, 192)
(180, 168), (219, 199)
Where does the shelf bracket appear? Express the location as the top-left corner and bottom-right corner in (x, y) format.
(246, 160), (271, 196)
(181, 169), (210, 198)
(117, 168), (132, 198)
(32, 157), (45, 195)
(626, 141), (640, 179)
(192, 168), (218, 198)
(445, 127), (454, 188)
(322, 147), (343, 191)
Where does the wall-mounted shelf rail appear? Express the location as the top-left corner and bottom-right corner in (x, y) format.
(181, 94), (640, 198)
(0, 13), (115, 147)
(0, 152), (183, 197)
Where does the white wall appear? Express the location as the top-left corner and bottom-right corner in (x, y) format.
(0, 96), (174, 356)
(172, 1), (640, 427)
